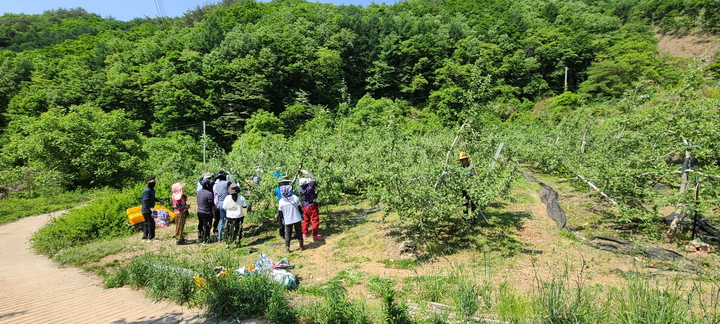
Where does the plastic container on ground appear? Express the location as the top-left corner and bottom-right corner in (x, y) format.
(126, 205), (175, 225)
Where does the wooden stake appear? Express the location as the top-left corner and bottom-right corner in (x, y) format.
(577, 175), (618, 206)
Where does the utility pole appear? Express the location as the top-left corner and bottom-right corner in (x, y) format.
(564, 67), (569, 92)
(202, 121), (206, 166)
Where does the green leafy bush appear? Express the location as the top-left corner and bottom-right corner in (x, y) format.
(31, 185), (143, 257)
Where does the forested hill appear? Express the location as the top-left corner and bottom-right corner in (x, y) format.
(0, 0), (719, 211)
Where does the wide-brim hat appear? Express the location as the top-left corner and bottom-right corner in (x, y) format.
(171, 183), (186, 200)
(228, 183), (240, 195)
(458, 152), (471, 160)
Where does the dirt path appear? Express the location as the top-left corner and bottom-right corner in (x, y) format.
(0, 211), (209, 324)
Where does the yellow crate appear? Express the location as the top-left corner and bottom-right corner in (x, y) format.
(126, 205), (175, 225)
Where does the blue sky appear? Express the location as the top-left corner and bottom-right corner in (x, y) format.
(2, 0), (390, 22)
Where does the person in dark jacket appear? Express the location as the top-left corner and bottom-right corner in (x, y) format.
(141, 176), (162, 240)
(196, 178), (215, 243)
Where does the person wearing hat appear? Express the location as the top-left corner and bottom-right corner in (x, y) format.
(196, 178), (215, 243)
(141, 176), (163, 241)
(172, 183), (190, 245)
(196, 172), (213, 192)
(274, 175), (293, 238)
(223, 183), (248, 246)
(278, 184), (304, 253)
(458, 152), (478, 224)
(299, 170), (322, 241)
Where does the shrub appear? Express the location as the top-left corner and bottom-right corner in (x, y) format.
(31, 185), (142, 257)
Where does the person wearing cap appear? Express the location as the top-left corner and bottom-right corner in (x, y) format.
(458, 152), (478, 224)
(299, 170), (322, 241)
(274, 176), (293, 238)
(196, 178), (215, 243)
(172, 183), (190, 245)
(214, 171), (232, 242)
(223, 183), (248, 246)
(196, 172), (212, 192)
(141, 176), (162, 240)
(278, 184), (304, 253)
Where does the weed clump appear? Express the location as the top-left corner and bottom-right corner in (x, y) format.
(297, 280), (370, 324)
(32, 186), (142, 257)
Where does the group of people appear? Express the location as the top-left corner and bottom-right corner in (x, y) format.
(139, 169), (322, 251)
(275, 170), (322, 253)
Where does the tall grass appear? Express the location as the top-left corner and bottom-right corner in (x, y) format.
(105, 251), (199, 304)
(105, 250), (295, 320)
(297, 280), (370, 324)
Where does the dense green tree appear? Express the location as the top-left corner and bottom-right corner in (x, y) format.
(0, 105), (144, 189)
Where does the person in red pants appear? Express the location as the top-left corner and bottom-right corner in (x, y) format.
(299, 170), (322, 241)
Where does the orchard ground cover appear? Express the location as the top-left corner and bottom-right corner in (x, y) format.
(57, 169), (720, 323)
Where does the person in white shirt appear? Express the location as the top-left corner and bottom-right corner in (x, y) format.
(223, 183), (247, 245)
(278, 185), (304, 253)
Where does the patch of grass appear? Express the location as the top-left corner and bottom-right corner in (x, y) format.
(337, 232), (362, 249)
(55, 239), (130, 267)
(559, 229), (578, 241)
(333, 270), (366, 286)
(104, 252), (199, 304)
(296, 280), (370, 324)
(202, 272), (292, 320)
(612, 279), (691, 324)
(379, 259), (419, 270)
(0, 191), (92, 225)
(342, 255), (372, 263)
(366, 275), (395, 298)
(402, 275), (460, 303)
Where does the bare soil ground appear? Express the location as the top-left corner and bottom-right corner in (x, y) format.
(656, 33), (720, 65)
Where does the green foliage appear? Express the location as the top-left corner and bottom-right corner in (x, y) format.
(140, 132), (203, 184)
(366, 275), (396, 298)
(379, 259), (419, 270)
(31, 185), (141, 257)
(55, 239), (129, 267)
(636, 0), (720, 34)
(0, 9), (139, 52)
(244, 109), (285, 135)
(106, 252), (198, 304)
(382, 289), (413, 324)
(1, 105), (144, 189)
(202, 272), (288, 319)
(298, 280), (370, 324)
